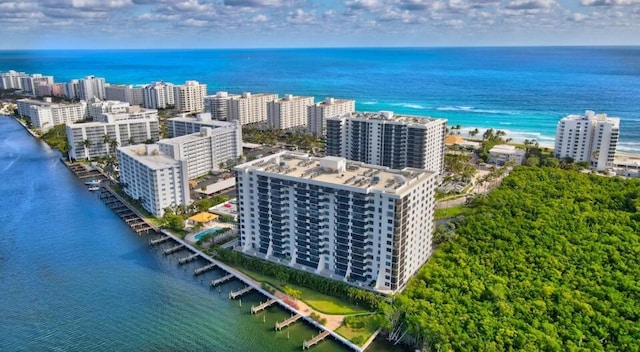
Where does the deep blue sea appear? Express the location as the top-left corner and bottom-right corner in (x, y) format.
(0, 117), (406, 351)
(0, 47), (639, 153)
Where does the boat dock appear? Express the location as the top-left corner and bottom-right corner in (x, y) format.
(303, 331), (331, 350)
(194, 263), (217, 275)
(164, 244), (185, 255)
(229, 286), (254, 299)
(97, 186), (158, 235)
(65, 163), (109, 182)
(275, 314), (302, 330)
(150, 235), (171, 245)
(211, 274), (235, 287)
(178, 253), (200, 265)
(251, 299), (276, 314)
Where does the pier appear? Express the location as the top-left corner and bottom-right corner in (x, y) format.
(275, 314), (302, 330)
(211, 274), (234, 287)
(178, 253), (200, 265)
(303, 331), (331, 350)
(194, 263), (217, 275)
(251, 299), (276, 314)
(150, 235), (171, 245)
(97, 186), (159, 235)
(164, 244), (185, 255)
(229, 286), (254, 299)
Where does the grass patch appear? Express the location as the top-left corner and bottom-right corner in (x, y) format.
(335, 314), (381, 346)
(434, 205), (469, 219)
(235, 266), (369, 316)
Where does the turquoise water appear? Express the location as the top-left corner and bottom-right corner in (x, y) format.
(0, 116), (406, 351)
(1, 47), (639, 152)
(195, 227), (223, 241)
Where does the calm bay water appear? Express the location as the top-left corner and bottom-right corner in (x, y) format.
(0, 117), (405, 351)
(1, 47), (639, 152)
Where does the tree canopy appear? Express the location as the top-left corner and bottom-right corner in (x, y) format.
(395, 167), (640, 351)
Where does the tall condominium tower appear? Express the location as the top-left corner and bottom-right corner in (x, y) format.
(326, 111), (447, 173)
(142, 81), (175, 109)
(554, 110), (620, 170)
(173, 80), (207, 114)
(267, 94), (314, 130)
(307, 97), (356, 136)
(78, 75), (106, 101)
(204, 91), (278, 125)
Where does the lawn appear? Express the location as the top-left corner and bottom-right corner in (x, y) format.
(235, 267), (369, 316)
(434, 205), (469, 219)
(335, 314), (381, 346)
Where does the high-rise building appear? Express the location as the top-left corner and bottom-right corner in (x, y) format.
(173, 80), (207, 113)
(63, 80), (80, 100)
(105, 84), (144, 106)
(20, 74), (54, 96)
(118, 144), (190, 218)
(204, 91), (278, 125)
(554, 110), (620, 170)
(17, 98), (87, 131)
(167, 112), (240, 138)
(267, 94), (314, 130)
(307, 98), (356, 136)
(87, 99), (131, 120)
(158, 125), (243, 179)
(235, 152), (438, 293)
(142, 81), (175, 109)
(0, 70), (28, 90)
(326, 111), (447, 173)
(77, 76), (106, 101)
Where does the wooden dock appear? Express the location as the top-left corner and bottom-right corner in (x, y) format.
(303, 330), (331, 350)
(194, 263), (216, 275)
(150, 236), (171, 245)
(229, 286), (253, 299)
(164, 244), (185, 255)
(275, 314), (302, 330)
(97, 186), (158, 235)
(211, 274), (234, 287)
(251, 299), (276, 314)
(178, 253), (200, 265)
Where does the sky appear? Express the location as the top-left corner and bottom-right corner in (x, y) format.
(0, 0), (639, 49)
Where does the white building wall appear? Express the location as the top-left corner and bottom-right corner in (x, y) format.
(78, 76), (106, 101)
(307, 98), (356, 136)
(267, 95), (314, 130)
(173, 80), (207, 113)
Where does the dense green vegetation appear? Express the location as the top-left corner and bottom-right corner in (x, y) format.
(434, 205), (469, 220)
(392, 167), (640, 351)
(336, 314), (384, 346)
(242, 126), (323, 149)
(40, 124), (69, 156)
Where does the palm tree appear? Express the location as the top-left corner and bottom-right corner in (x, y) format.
(81, 139), (92, 160)
(103, 134), (112, 156)
(127, 137), (135, 145)
(482, 128), (495, 141)
(469, 128), (479, 138)
(109, 139), (119, 155)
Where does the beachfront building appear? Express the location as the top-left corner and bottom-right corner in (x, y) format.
(105, 84), (144, 106)
(267, 94), (314, 130)
(77, 76), (106, 101)
(173, 80), (207, 114)
(307, 98), (356, 136)
(235, 152), (438, 294)
(488, 144), (526, 165)
(0, 70), (29, 90)
(118, 144), (190, 218)
(63, 80), (80, 100)
(66, 109), (160, 160)
(204, 91), (278, 125)
(143, 81), (175, 109)
(20, 74), (55, 96)
(17, 98), (87, 131)
(554, 110), (620, 170)
(167, 112), (240, 137)
(158, 125), (243, 179)
(326, 111), (447, 173)
(87, 99), (131, 120)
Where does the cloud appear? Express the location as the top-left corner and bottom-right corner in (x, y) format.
(581, 0), (640, 6)
(224, 0), (287, 7)
(505, 0), (556, 10)
(286, 8), (317, 24)
(345, 0), (384, 11)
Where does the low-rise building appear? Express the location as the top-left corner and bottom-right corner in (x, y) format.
(167, 112), (240, 138)
(488, 144), (526, 165)
(235, 152), (438, 294)
(17, 98), (87, 131)
(118, 144), (190, 218)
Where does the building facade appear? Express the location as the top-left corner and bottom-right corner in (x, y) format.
(77, 76), (106, 101)
(204, 91), (278, 125)
(235, 152), (438, 294)
(307, 98), (356, 136)
(267, 94), (314, 130)
(326, 111), (447, 173)
(17, 98), (87, 131)
(554, 110), (620, 170)
(105, 84), (145, 106)
(173, 80), (207, 113)
(158, 125), (243, 179)
(0, 70), (28, 90)
(142, 81), (175, 109)
(87, 99), (131, 120)
(167, 113), (240, 137)
(118, 144), (190, 218)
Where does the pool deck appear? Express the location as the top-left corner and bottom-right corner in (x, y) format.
(185, 223), (232, 244)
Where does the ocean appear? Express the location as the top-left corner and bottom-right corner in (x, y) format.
(0, 47), (639, 153)
(0, 117), (404, 351)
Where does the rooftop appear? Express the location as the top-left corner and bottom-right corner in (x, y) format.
(236, 152), (435, 194)
(168, 116), (238, 128)
(331, 110), (446, 126)
(118, 144), (182, 170)
(490, 144), (523, 155)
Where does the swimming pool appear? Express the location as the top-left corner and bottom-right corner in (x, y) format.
(194, 227), (222, 241)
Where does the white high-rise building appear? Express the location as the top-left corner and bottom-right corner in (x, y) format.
(17, 98), (87, 131)
(66, 113), (160, 160)
(235, 152), (438, 294)
(267, 94), (314, 130)
(204, 91), (278, 125)
(87, 99), (131, 120)
(63, 80), (80, 100)
(158, 125), (243, 179)
(142, 81), (175, 109)
(326, 111), (447, 173)
(105, 84), (144, 106)
(554, 110), (620, 170)
(0, 70), (28, 90)
(307, 98), (356, 136)
(20, 74), (54, 96)
(77, 76), (106, 101)
(167, 112), (241, 138)
(173, 80), (207, 113)
(118, 144), (190, 218)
